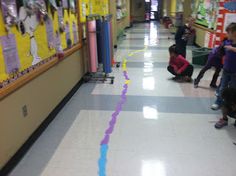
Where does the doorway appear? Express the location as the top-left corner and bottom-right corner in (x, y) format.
(145, 0), (159, 21)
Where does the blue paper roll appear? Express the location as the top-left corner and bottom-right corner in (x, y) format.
(102, 20), (112, 74)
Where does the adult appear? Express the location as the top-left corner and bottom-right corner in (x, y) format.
(175, 16), (195, 58)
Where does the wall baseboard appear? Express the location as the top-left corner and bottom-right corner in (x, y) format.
(0, 79), (84, 176)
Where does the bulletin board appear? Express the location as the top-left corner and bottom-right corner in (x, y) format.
(79, 0), (109, 23)
(217, 0), (236, 42)
(223, 13), (236, 33)
(192, 0), (219, 29)
(0, 0), (80, 83)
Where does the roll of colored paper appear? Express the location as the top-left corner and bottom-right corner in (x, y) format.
(96, 18), (103, 64)
(87, 20), (98, 73)
(109, 19), (114, 63)
(102, 20), (112, 74)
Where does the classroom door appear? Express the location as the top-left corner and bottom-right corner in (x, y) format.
(145, 0), (151, 21)
(150, 0), (159, 20)
(145, 0), (159, 21)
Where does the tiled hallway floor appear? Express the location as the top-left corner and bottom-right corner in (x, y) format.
(9, 22), (236, 176)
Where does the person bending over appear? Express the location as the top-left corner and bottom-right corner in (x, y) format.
(194, 38), (229, 88)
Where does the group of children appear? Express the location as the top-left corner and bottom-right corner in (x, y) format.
(167, 21), (236, 129)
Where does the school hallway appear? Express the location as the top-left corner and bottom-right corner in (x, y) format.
(9, 22), (236, 176)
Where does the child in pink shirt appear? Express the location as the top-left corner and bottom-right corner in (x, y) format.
(167, 44), (194, 82)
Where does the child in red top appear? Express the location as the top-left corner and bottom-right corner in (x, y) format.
(167, 44), (194, 82)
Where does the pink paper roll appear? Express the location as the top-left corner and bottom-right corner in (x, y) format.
(87, 20), (98, 73)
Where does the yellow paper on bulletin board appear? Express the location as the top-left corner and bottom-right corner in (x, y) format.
(0, 5), (78, 82)
(79, 0), (109, 21)
(101, 0), (109, 16)
(92, 0), (109, 16)
(92, 0), (102, 15)
(79, 0), (90, 22)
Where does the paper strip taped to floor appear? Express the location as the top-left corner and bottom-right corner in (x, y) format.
(98, 46), (147, 176)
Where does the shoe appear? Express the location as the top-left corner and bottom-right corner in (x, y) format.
(172, 76), (178, 81)
(211, 103), (220, 111)
(193, 79), (198, 88)
(215, 118), (228, 129)
(183, 76), (192, 82)
(172, 76), (181, 81)
(176, 77), (185, 83)
(210, 84), (218, 89)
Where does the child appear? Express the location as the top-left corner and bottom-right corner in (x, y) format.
(215, 87), (236, 129)
(211, 23), (236, 111)
(167, 44), (194, 82)
(193, 38), (228, 88)
(175, 16), (195, 58)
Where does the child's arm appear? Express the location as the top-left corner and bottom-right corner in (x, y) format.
(177, 55), (189, 74)
(170, 64), (178, 72)
(225, 45), (236, 52)
(169, 59), (178, 72)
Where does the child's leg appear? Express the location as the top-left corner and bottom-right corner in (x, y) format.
(215, 106), (229, 129)
(187, 65), (194, 77)
(167, 66), (177, 76)
(194, 64), (211, 85)
(210, 67), (221, 87)
(229, 73), (236, 88)
(181, 65), (194, 77)
(212, 71), (230, 109)
(180, 65), (193, 82)
(222, 106), (229, 120)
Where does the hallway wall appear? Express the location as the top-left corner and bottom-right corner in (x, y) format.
(170, 0), (177, 17)
(183, 0), (192, 22)
(109, 0), (118, 46)
(0, 48), (86, 170)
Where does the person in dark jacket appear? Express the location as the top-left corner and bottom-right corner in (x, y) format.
(175, 17), (195, 58)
